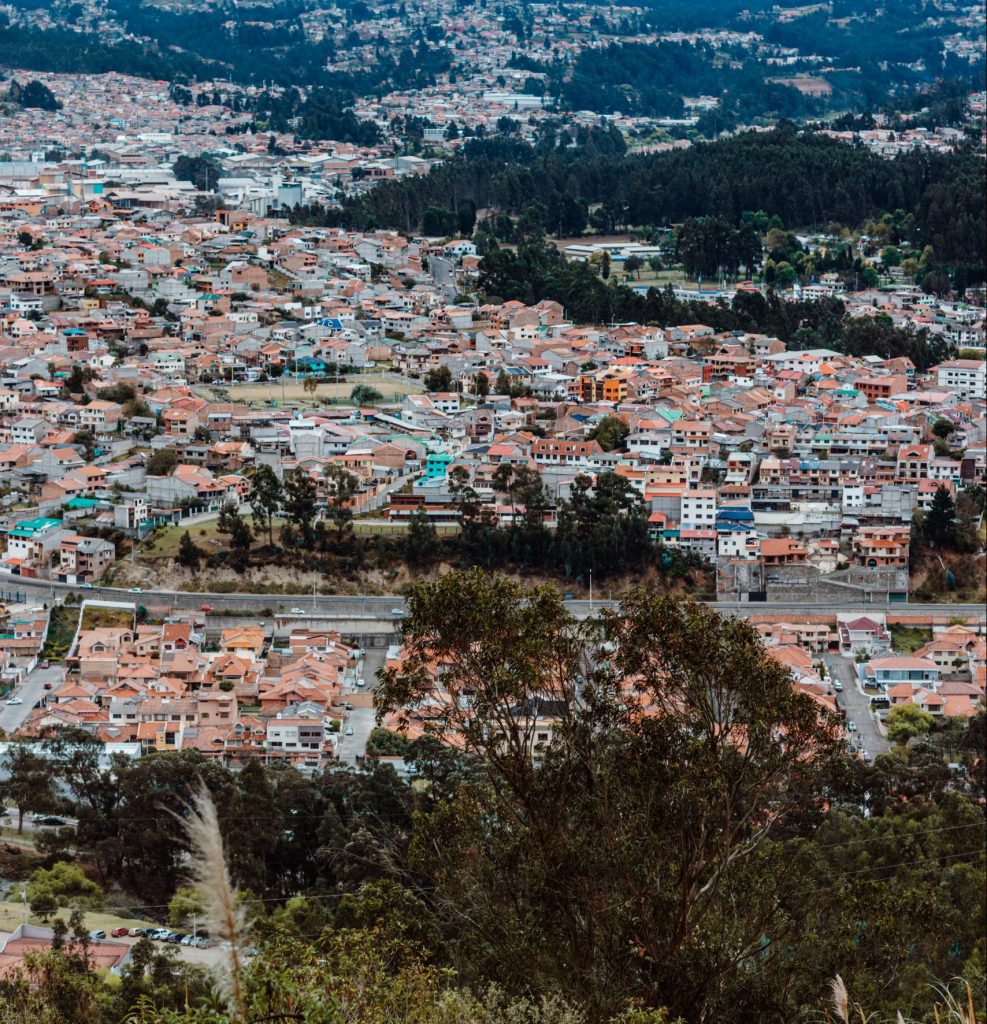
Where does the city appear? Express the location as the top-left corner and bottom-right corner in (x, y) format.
(0, 0), (983, 1020)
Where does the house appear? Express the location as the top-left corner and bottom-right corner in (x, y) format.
(864, 656), (940, 691)
(837, 614), (891, 656)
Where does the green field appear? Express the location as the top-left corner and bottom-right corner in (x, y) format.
(0, 900), (157, 934)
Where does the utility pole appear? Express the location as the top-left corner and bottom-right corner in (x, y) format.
(589, 569), (593, 615)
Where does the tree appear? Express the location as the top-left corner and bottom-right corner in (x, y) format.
(587, 415), (629, 452)
(172, 155), (223, 192)
(377, 570), (842, 1021)
(0, 743), (58, 832)
(886, 703), (935, 745)
(424, 365), (453, 392)
(324, 465), (359, 540)
(931, 417), (956, 440)
(404, 508), (439, 566)
(923, 485), (956, 549)
(601, 250), (611, 280)
(302, 375), (319, 399)
(14, 79), (61, 111)
(176, 531), (201, 570)
(495, 369), (511, 395)
(167, 886), (205, 929)
(623, 254), (643, 278)
(24, 862), (102, 920)
(250, 464), (282, 546)
(351, 384), (383, 405)
(145, 449), (178, 477)
(475, 372), (490, 399)
(283, 467), (319, 545)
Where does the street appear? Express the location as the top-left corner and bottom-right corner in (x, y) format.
(3, 575), (984, 623)
(334, 645), (386, 766)
(0, 664), (62, 734)
(824, 653), (889, 759)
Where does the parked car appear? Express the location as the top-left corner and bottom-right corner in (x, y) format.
(355, 678), (366, 688)
(847, 720), (857, 732)
(111, 927), (129, 937)
(861, 750), (873, 763)
(43, 682), (53, 690)
(180, 934), (195, 945)
(5, 697), (22, 706)
(128, 587), (142, 594)
(342, 702), (354, 710)
(290, 608), (305, 615)
(89, 930), (106, 940)
(345, 726), (354, 736)
(391, 608), (406, 617)
(128, 928), (144, 937)
(194, 936), (212, 948)
(41, 660), (50, 669)
(36, 816), (67, 826)
(200, 604), (213, 613)
(832, 680), (843, 691)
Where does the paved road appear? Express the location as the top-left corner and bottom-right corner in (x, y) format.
(824, 653), (889, 759)
(335, 646), (384, 766)
(0, 664), (63, 734)
(4, 578), (983, 623)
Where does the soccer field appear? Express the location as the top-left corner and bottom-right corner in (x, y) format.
(196, 375), (424, 406)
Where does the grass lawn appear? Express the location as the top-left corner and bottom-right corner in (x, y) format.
(195, 374), (423, 407)
(0, 900), (157, 934)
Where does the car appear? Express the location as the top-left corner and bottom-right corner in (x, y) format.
(345, 726), (354, 736)
(180, 934), (195, 945)
(128, 587), (142, 594)
(5, 697), (22, 706)
(194, 936), (212, 948)
(290, 607), (305, 615)
(342, 702), (354, 710)
(861, 750), (873, 763)
(89, 930), (106, 940)
(355, 678), (366, 688)
(847, 743), (858, 753)
(832, 680), (843, 691)
(846, 720), (857, 732)
(41, 660), (50, 669)
(43, 681), (53, 690)
(80, 583), (94, 589)
(150, 929), (171, 941)
(200, 604), (214, 613)
(391, 608), (406, 617)
(128, 928), (144, 937)
(165, 932), (184, 944)
(37, 816), (67, 826)
(111, 927), (129, 938)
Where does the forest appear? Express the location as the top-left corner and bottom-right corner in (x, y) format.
(0, 574), (983, 1023)
(312, 128), (986, 289)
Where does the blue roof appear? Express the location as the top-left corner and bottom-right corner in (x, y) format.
(317, 318), (344, 330)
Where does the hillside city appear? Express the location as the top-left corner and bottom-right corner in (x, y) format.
(0, 0), (983, 1020)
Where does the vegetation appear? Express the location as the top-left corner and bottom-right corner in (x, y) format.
(311, 129), (985, 291)
(0, 578), (982, 1023)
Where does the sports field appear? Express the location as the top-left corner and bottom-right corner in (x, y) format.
(196, 374), (423, 406)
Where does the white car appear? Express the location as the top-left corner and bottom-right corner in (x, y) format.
(290, 608), (305, 615)
(5, 697), (22, 706)
(128, 587), (142, 594)
(391, 608), (406, 618)
(355, 678), (366, 688)
(847, 720), (857, 733)
(832, 680), (843, 691)
(345, 726), (354, 736)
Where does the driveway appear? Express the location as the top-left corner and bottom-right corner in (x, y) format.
(0, 664), (63, 734)
(823, 653), (889, 758)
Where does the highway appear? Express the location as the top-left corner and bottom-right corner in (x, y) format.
(3, 577), (984, 622)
